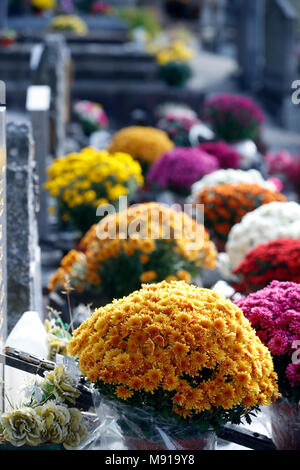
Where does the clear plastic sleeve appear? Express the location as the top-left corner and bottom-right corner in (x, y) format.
(268, 398), (300, 450)
(79, 391), (216, 450)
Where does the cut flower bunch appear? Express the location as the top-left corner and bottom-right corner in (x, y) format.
(45, 147), (143, 234)
(48, 202), (217, 299)
(156, 107), (200, 147)
(196, 183), (285, 243)
(0, 365), (87, 449)
(108, 126), (174, 170)
(233, 238), (300, 294)
(74, 100), (109, 136)
(68, 280), (278, 432)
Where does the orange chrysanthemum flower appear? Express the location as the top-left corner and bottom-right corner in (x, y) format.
(48, 203), (217, 299)
(197, 183), (286, 242)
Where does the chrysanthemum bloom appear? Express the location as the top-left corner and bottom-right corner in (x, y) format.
(0, 408), (44, 447)
(197, 183), (286, 243)
(203, 94), (264, 142)
(218, 201), (300, 280)
(48, 202), (217, 299)
(108, 126), (174, 167)
(191, 168), (277, 198)
(45, 147), (143, 233)
(235, 281), (300, 402)
(233, 238), (300, 294)
(43, 365), (80, 404)
(199, 142), (241, 169)
(147, 147), (219, 194)
(68, 281), (278, 430)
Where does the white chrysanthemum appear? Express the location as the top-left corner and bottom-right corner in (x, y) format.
(63, 408), (88, 450)
(191, 169), (276, 198)
(36, 401), (70, 444)
(44, 365), (80, 404)
(218, 201), (300, 280)
(0, 407), (44, 447)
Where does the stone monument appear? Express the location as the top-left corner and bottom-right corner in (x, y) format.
(6, 122), (43, 333)
(0, 82), (7, 412)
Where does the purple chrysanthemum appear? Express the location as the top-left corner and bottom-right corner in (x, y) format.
(147, 147), (219, 192)
(235, 281), (300, 392)
(199, 141), (241, 169)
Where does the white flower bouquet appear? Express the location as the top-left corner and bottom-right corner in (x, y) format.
(218, 201), (300, 280)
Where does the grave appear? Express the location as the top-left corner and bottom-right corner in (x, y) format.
(263, 0), (299, 130)
(26, 85), (51, 242)
(0, 82), (7, 412)
(31, 34), (71, 158)
(6, 121), (43, 333)
(235, 0), (266, 91)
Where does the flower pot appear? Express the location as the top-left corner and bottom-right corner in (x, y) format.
(91, 393), (217, 451)
(124, 430), (216, 450)
(270, 399), (300, 450)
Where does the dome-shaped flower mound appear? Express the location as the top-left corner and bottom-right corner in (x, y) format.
(48, 202), (217, 299)
(235, 281), (300, 401)
(191, 168), (277, 198)
(218, 201), (300, 280)
(147, 147), (219, 193)
(108, 126), (174, 166)
(203, 94), (264, 142)
(197, 183), (286, 243)
(68, 281), (278, 428)
(233, 238), (300, 294)
(45, 147), (143, 233)
(199, 142), (241, 169)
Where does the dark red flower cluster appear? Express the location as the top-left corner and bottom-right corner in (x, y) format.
(233, 238), (300, 294)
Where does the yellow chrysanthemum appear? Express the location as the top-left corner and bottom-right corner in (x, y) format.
(68, 281), (278, 418)
(48, 202), (217, 295)
(108, 126), (174, 165)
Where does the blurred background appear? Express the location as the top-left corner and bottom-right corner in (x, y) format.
(1, 0), (300, 323)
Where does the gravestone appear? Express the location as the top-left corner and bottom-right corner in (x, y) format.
(31, 34), (71, 158)
(0, 82), (7, 412)
(0, 0), (8, 31)
(235, 0), (266, 91)
(6, 122), (43, 333)
(26, 85), (51, 242)
(264, 0), (298, 97)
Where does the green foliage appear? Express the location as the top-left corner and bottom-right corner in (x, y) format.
(97, 240), (198, 299)
(117, 7), (161, 40)
(95, 379), (260, 436)
(159, 61), (192, 87)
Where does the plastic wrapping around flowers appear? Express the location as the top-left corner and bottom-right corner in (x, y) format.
(268, 398), (300, 450)
(78, 393), (216, 450)
(218, 201), (300, 281)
